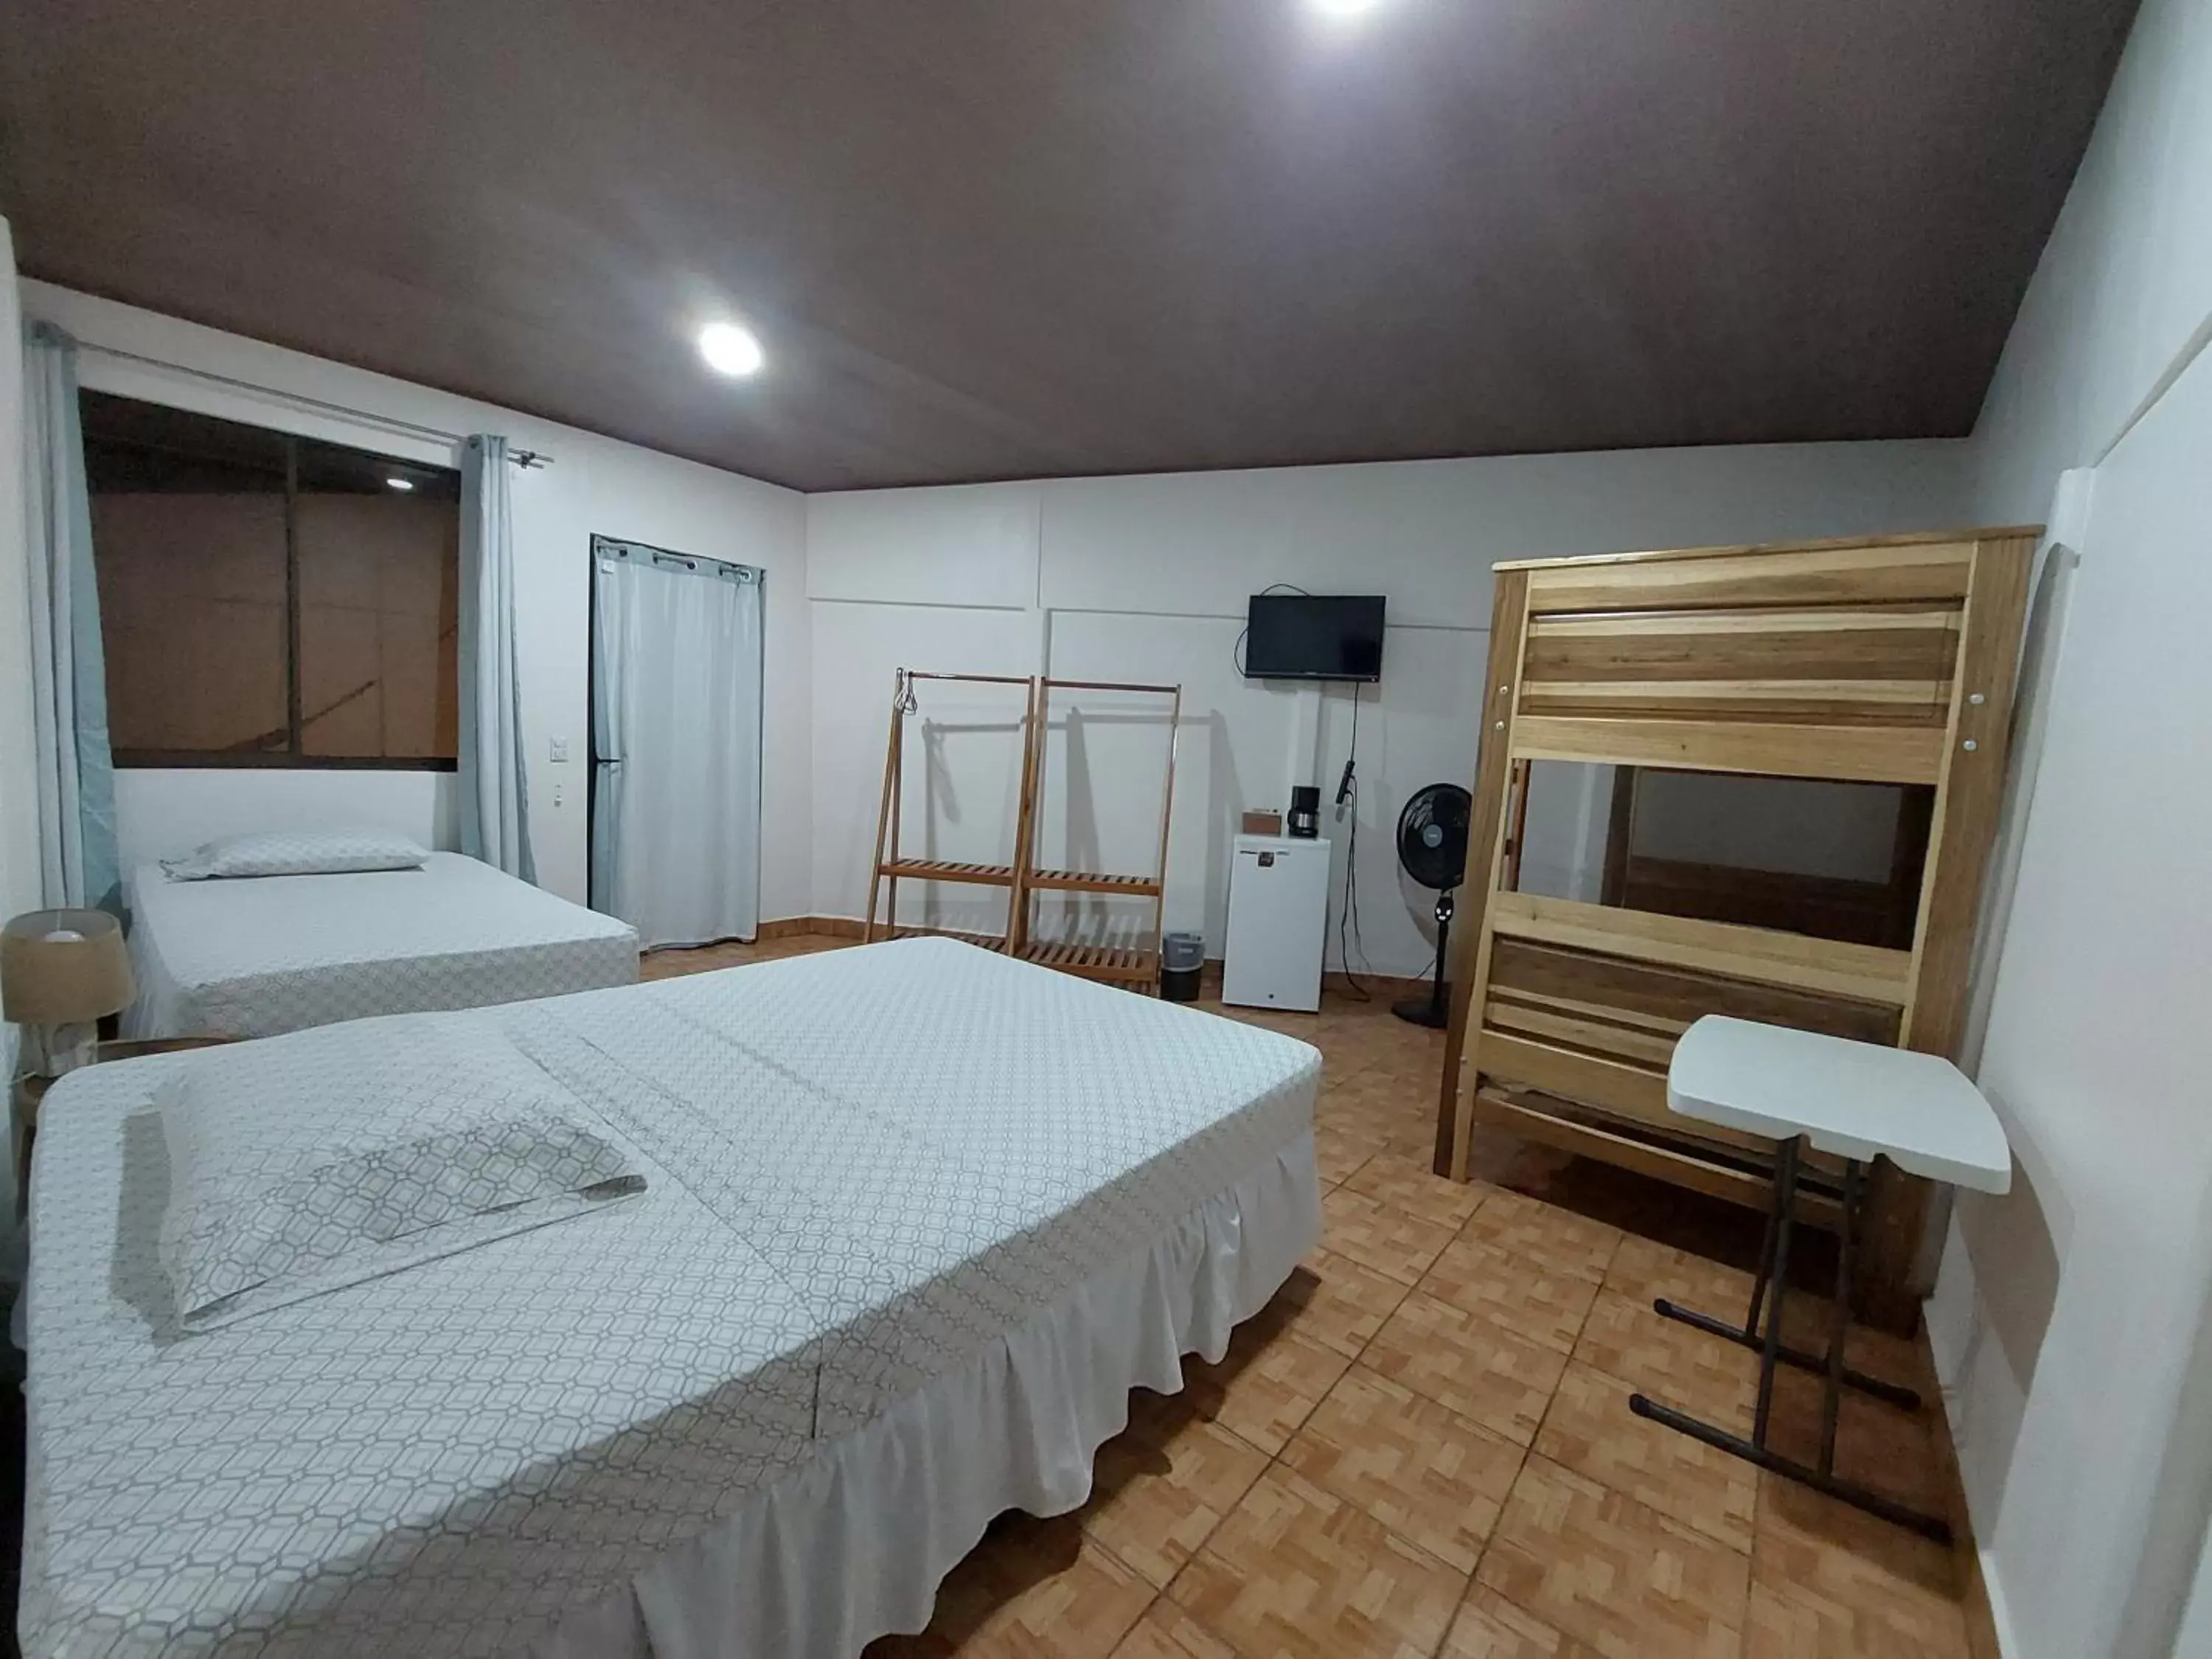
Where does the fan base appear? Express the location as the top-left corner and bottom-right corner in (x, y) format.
(1392, 988), (1452, 1029)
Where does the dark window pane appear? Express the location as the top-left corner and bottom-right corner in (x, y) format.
(84, 395), (291, 757)
(82, 391), (290, 493)
(82, 392), (459, 768)
(295, 434), (460, 760)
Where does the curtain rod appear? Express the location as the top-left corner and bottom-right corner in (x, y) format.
(73, 341), (554, 468)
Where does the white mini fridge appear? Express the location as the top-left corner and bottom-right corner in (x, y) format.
(1222, 834), (1332, 1012)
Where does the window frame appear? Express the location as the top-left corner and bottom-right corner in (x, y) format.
(86, 394), (462, 773)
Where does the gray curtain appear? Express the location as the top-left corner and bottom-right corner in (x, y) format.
(458, 434), (536, 883)
(21, 321), (119, 913)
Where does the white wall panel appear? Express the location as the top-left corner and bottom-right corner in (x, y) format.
(1036, 440), (1972, 625)
(806, 481), (1040, 610)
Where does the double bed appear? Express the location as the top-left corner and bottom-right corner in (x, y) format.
(21, 936), (1322, 1658)
(123, 851), (641, 1040)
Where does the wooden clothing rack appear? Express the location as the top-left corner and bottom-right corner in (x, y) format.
(1432, 527), (2039, 1328)
(865, 671), (1182, 990)
(863, 670), (1036, 952)
(1013, 678), (1183, 987)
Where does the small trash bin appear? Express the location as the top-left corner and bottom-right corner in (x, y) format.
(1159, 931), (1205, 1001)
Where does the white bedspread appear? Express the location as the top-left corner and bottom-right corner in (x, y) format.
(22, 938), (1322, 1658)
(122, 853), (639, 1039)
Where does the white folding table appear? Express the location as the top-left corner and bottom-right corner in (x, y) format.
(1629, 1015), (2012, 1541)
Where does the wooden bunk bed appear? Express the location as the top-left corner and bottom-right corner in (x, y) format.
(1433, 527), (2039, 1326)
(865, 670), (1182, 990)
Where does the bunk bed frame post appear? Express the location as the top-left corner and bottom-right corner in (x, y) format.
(1500, 760), (1534, 894)
(1865, 532), (2037, 1321)
(1435, 568), (1533, 1180)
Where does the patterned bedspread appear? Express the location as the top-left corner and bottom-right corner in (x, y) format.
(123, 854), (640, 1039)
(21, 938), (1321, 1657)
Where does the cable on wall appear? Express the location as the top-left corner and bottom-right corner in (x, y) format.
(1335, 679), (1374, 1001)
(1228, 581), (1312, 678)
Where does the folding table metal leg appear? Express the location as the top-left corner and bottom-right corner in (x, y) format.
(1630, 1142), (1954, 1545)
(1649, 1143), (1922, 1414)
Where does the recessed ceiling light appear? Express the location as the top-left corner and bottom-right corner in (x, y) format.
(698, 321), (766, 378)
(1310, 0), (1382, 15)
(385, 476), (415, 491)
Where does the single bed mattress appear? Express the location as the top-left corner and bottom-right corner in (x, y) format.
(122, 852), (640, 1040)
(23, 937), (1322, 1658)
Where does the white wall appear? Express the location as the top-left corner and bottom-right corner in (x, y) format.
(17, 282), (813, 920)
(1925, 0), (2212, 1654)
(807, 442), (1973, 975)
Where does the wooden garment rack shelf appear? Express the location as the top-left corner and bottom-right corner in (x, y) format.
(864, 671), (1182, 991)
(1433, 527), (2039, 1329)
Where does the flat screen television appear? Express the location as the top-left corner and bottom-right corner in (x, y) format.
(1243, 594), (1386, 682)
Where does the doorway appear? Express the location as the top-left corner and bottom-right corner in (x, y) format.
(587, 535), (765, 948)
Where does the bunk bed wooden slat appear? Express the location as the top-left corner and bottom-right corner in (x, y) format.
(1510, 714), (1949, 784)
(1522, 541), (1977, 612)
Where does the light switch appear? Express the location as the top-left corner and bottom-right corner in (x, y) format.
(549, 736), (570, 762)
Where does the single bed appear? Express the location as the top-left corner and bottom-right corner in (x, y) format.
(21, 936), (1322, 1658)
(122, 851), (641, 1040)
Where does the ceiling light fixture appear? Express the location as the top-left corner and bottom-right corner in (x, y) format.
(1310, 0), (1384, 15)
(698, 321), (766, 378)
(385, 476), (415, 491)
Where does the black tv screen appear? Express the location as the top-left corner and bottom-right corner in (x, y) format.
(1244, 594), (1386, 682)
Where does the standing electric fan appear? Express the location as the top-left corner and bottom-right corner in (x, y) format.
(1392, 782), (1472, 1028)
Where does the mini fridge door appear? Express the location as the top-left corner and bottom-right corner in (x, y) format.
(1222, 835), (1331, 1012)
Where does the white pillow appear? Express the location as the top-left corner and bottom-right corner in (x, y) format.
(156, 1013), (644, 1329)
(161, 828), (430, 880)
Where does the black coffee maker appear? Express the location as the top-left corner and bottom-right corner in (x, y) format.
(1286, 785), (1321, 838)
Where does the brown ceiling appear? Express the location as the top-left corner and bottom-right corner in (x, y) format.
(1, 1), (2138, 492)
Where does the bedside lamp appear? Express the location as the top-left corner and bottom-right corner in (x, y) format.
(1, 909), (134, 1079)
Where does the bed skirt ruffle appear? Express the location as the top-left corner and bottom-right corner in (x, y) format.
(534, 1127), (1321, 1659)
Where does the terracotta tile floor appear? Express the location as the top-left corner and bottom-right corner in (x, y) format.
(644, 935), (1976, 1659)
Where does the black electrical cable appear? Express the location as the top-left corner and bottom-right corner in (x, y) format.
(1229, 581), (1313, 678)
(1335, 681), (1374, 1001)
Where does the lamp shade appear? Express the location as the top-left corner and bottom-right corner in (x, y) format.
(1, 908), (135, 1024)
